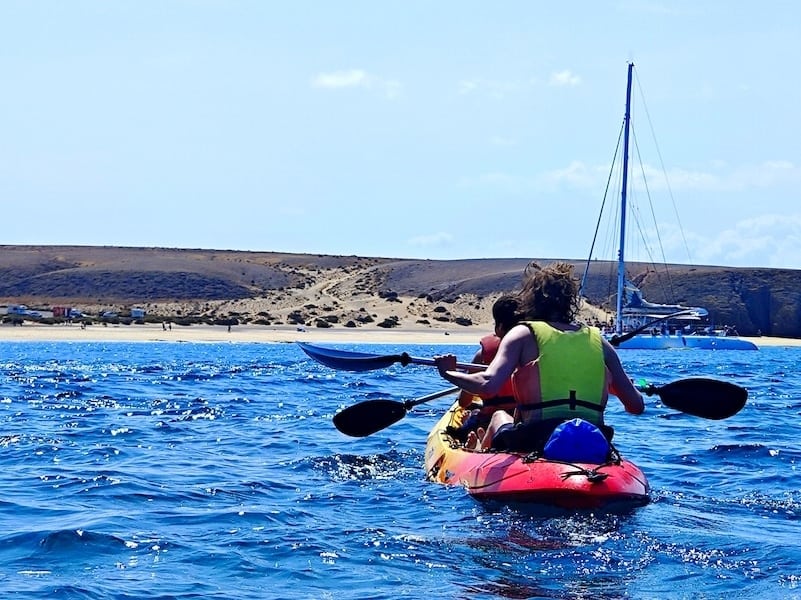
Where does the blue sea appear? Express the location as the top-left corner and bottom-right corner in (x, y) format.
(0, 340), (799, 599)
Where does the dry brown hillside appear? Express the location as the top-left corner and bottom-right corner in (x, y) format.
(1, 245), (799, 337)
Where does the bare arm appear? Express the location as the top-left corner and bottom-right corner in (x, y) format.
(436, 325), (528, 396)
(602, 338), (645, 414)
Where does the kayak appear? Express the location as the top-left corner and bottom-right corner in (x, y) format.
(424, 402), (650, 509)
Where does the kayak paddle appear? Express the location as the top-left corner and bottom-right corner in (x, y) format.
(333, 387), (460, 437)
(301, 343), (748, 429)
(334, 377), (747, 437)
(298, 342), (484, 372)
(636, 377), (747, 420)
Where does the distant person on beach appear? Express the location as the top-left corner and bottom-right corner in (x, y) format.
(448, 295), (520, 443)
(434, 261), (644, 452)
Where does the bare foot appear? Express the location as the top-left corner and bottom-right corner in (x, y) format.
(465, 427), (487, 451)
(476, 427), (488, 450)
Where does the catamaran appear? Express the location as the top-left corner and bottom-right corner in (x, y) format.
(581, 63), (757, 350)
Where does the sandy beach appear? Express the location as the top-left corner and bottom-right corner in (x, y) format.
(0, 322), (487, 345)
(0, 321), (798, 348)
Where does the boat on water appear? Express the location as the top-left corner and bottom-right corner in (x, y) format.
(611, 280), (757, 350)
(608, 325), (757, 350)
(581, 63), (757, 351)
(424, 401), (650, 510)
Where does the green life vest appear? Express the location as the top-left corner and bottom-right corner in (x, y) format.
(512, 321), (607, 425)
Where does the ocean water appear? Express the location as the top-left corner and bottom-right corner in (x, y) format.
(0, 340), (799, 599)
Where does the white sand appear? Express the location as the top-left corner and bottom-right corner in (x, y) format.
(0, 321), (796, 348)
(0, 322), (485, 345)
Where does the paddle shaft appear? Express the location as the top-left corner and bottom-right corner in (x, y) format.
(402, 355), (484, 371)
(297, 342), (485, 372)
(405, 386), (461, 409)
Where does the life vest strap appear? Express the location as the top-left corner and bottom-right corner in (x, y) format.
(518, 398), (603, 413)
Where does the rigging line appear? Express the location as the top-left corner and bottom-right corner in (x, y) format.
(594, 129), (626, 315)
(607, 145), (624, 310)
(633, 68), (694, 263)
(631, 126), (678, 302)
(579, 120), (625, 298)
(628, 201), (673, 303)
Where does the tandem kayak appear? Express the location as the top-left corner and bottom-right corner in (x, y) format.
(424, 402), (650, 509)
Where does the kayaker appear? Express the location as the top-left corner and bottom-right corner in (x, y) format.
(447, 294), (520, 442)
(434, 261), (644, 452)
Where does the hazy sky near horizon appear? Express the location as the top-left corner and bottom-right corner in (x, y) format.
(2, 1), (800, 269)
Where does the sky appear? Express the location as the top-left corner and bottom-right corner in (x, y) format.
(2, 1), (800, 269)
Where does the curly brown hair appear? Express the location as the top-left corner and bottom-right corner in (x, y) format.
(517, 261), (580, 323)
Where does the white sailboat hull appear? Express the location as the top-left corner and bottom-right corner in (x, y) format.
(607, 332), (758, 350)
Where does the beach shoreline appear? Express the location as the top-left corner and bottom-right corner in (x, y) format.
(0, 322), (486, 345)
(0, 322), (798, 348)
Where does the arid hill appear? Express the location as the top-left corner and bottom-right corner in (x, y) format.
(1, 245), (799, 337)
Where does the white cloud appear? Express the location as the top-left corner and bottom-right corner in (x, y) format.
(645, 160), (800, 193)
(407, 232), (454, 248)
(457, 79), (480, 95)
(541, 161), (602, 189)
(682, 214), (801, 268)
(461, 162), (605, 195)
(456, 161), (801, 261)
(727, 160), (800, 189)
(311, 69), (369, 89)
(601, 210), (801, 269)
(548, 70), (581, 87)
(534, 159), (801, 194)
(311, 69), (401, 98)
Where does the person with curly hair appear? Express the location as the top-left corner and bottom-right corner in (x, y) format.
(435, 261), (644, 452)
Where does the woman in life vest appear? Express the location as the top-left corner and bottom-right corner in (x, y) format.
(434, 261), (644, 452)
(448, 294), (520, 442)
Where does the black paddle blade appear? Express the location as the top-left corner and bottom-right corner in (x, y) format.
(647, 377), (748, 420)
(333, 400), (408, 437)
(298, 342), (403, 372)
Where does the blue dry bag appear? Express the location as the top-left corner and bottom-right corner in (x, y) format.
(543, 418), (610, 463)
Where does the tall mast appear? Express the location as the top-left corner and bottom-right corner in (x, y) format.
(615, 62), (634, 335)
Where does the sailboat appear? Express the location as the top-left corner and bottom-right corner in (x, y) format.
(581, 63), (757, 351)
